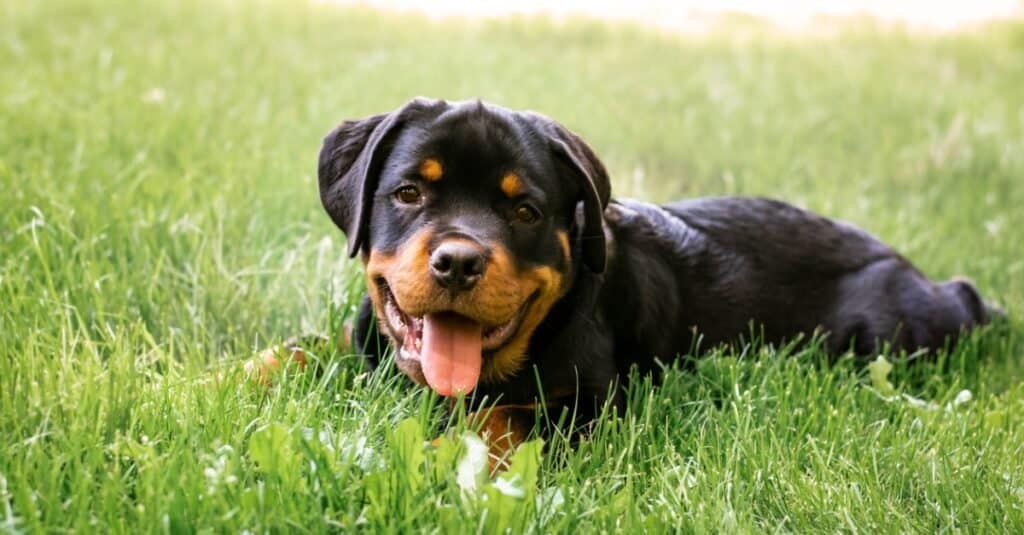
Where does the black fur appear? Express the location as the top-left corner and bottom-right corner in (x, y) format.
(321, 98), (992, 424)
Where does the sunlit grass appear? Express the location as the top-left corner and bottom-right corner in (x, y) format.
(2, 0), (1023, 531)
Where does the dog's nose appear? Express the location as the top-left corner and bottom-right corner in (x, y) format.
(430, 242), (486, 291)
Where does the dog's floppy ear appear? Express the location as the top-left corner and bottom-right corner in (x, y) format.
(318, 97), (445, 257)
(524, 113), (611, 273)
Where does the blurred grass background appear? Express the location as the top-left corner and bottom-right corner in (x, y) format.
(1, 0), (1023, 531)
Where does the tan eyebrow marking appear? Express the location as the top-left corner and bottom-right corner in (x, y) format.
(500, 172), (522, 198)
(556, 230), (570, 264)
(419, 158), (443, 182)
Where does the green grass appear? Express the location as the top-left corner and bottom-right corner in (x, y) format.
(3, 0), (1024, 531)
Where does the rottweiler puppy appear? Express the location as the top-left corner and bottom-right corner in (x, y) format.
(315, 97), (994, 461)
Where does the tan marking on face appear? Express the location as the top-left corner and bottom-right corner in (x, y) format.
(365, 230), (567, 386)
(556, 230), (570, 265)
(479, 250), (565, 383)
(500, 172), (522, 198)
(364, 231), (429, 368)
(419, 158), (443, 182)
(368, 232), (533, 326)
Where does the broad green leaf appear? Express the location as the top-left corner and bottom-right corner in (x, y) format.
(431, 434), (460, 482)
(389, 418), (425, 492)
(248, 423), (302, 488)
(499, 438), (543, 493)
(867, 355), (896, 396)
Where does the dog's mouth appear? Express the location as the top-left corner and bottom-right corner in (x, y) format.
(378, 282), (532, 397)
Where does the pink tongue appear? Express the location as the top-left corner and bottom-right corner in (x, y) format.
(420, 313), (483, 397)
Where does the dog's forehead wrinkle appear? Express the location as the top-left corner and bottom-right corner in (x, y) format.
(434, 103), (526, 149)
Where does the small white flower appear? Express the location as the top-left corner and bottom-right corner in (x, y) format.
(456, 434), (489, 493)
(984, 218), (1003, 237)
(945, 389), (973, 412)
(142, 87), (166, 103)
(339, 435), (379, 471)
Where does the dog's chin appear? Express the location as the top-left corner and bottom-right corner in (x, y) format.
(377, 282), (533, 385)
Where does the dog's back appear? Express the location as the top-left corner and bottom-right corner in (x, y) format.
(600, 196), (990, 367)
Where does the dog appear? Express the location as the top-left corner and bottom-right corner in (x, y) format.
(310, 97), (994, 462)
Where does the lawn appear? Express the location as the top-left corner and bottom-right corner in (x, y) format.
(2, 0), (1024, 531)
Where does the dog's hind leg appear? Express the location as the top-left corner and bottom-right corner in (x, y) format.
(829, 258), (995, 356)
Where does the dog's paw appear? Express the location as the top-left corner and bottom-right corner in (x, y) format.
(467, 404), (537, 474)
(245, 334), (339, 386)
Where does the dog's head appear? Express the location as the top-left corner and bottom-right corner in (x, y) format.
(319, 98), (610, 396)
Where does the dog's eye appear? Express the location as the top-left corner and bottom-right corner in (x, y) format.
(514, 204), (541, 224)
(394, 186), (421, 204)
